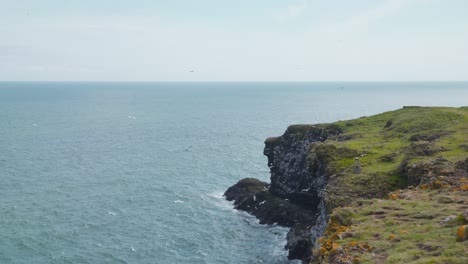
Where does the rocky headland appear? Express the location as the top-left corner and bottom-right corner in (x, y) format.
(224, 106), (468, 263)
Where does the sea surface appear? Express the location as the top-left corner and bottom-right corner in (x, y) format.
(1, 82), (467, 263)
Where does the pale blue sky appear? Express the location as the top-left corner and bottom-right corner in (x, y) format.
(1, 0), (468, 81)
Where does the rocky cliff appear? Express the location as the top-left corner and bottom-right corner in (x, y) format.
(225, 124), (355, 261)
(225, 106), (468, 263)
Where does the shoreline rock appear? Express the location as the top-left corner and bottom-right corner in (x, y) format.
(225, 125), (335, 261)
(224, 178), (317, 260)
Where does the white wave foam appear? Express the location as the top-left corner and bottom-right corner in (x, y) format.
(175, 193), (190, 200)
(205, 191), (235, 212)
(108, 211), (117, 216)
(173, 200), (184, 204)
(206, 191), (224, 199)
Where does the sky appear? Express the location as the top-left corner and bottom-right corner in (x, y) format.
(1, 0), (468, 81)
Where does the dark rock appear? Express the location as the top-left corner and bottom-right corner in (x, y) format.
(224, 178), (317, 227)
(384, 120), (393, 128)
(417, 243), (441, 252)
(398, 156), (455, 186)
(409, 130), (451, 142)
(264, 126), (329, 203)
(224, 178), (268, 203)
(413, 214), (435, 219)
(224, 178), (318, 262)
(285, 226), (312, 261)
(459, 144), (468, 151)
(403, 106), (422, 108)
(226, 125), (339, 261)
(407, 142), (448, 156)
(456, 158), (468, 174)
(380, 153), (398, 162)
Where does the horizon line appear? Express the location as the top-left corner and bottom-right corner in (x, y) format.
(1, 80), (468, 83)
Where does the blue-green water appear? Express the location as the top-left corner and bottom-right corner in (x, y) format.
(1, 82), (467, 263)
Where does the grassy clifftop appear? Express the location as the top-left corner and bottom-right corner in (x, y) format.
(322, 106), (467, 171)
(308, 107), (468, 263)
(318, 185), (468, 264)
(313, 106), (467, 209)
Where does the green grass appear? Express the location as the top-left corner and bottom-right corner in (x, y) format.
(329, 189), (468, 264)
(308, 107), (467, 263)
(313, 107), (468, 208)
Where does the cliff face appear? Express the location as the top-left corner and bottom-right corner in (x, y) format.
(263, 126), (337, 256)
(225, 106), (468, 262)
(264, 125), (328, 206)
(226, 125), (344, 261)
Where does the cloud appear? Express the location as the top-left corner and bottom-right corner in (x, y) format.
(273, 0), (308, 22)
(325, 0), (421, 36)
(1, 0), (467, 81)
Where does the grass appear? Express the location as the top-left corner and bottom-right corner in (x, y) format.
(318, 186), (468, 264)
(312, 107), (468, 208)
(306, 106), (468, 263)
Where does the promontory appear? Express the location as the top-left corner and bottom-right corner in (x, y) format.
(225, 106), (468, 263)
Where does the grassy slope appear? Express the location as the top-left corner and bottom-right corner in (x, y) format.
(310, 107), (468, 263)
(328, 106), (467, 170)
(323, 186), (468, 264)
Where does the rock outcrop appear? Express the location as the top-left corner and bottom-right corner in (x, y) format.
(224, 106), (468, 262)
(225, 125), (341, 261)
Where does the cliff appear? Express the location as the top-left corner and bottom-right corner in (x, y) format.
(224, 106), (468, 263)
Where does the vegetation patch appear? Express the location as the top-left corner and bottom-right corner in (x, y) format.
(314, 107), (467, 208)
(313, 176), (468, 264)
(315, 186), (468, 263)
(307, 107), (467, 263)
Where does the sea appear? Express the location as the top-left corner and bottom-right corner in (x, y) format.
(1, 82), (467, 264)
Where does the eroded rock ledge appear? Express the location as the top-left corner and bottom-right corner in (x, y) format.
(225, 178), (317, 260)
(225, 125), (336, 262)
